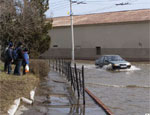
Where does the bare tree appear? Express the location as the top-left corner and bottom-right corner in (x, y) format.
(0, 0), (52, 58)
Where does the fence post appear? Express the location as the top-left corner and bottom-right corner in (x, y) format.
(82, 65), (85, 105)
(71, 68), (76, 91)
(53, 58), (54, 70)
(69, 64), (73, 87)
(52, 60), (86, 105)
(62, 59), (64, 75)
(59, 59), (60, 73)
(78, 72), (81, 92)
(67, 62), (70, 81)
(49, 59), (50, 68)
(60, 59), (62, 74)
(56, 58), (58, 71)
(75, 64), (80, 98)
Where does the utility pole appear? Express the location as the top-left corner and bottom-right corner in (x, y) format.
(69, 1), (86, 64)
(70, 0), (75, 64)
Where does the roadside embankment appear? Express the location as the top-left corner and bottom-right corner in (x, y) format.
(30, 59), (50, 78)
(0, 59), (50, 114)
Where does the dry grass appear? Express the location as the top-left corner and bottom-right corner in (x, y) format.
(0, 73), (39, 113)
(0, 59), (50, 114)
(0, 61), (3, 71)
(30, 59), (50, 78)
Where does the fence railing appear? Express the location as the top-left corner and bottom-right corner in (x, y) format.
(50, 58), (85, 105)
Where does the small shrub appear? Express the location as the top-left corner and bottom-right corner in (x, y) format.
(30, 59), (50, 78)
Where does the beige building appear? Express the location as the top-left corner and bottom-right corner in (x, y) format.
(42, 9), (150, 61)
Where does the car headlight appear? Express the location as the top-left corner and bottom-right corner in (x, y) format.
(114, 64), (119, 66)
(127, 63), (131, 65)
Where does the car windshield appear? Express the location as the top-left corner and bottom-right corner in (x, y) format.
(107, 56), (124, 61)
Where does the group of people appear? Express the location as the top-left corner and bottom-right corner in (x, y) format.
(4, 41), (29, 75)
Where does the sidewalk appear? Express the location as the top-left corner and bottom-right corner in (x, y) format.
(15, 71), (106, 115)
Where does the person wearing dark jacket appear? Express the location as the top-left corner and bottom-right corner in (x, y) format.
(6, 43), (13, 74)
(4, 41), (12, 72)
(14, 42), (24, 75)
(4, 46), (9, 72)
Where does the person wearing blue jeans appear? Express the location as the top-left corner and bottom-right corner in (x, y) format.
(14, 42), (24, 75)
(14, 60), (22, 75)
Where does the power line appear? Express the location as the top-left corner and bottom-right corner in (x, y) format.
(115, 2), (130, 6)
(50, 0), (68, 4)
(76, 4), (115, 15)
(51, 3), (69, 9)
(50, 0), (141, 8)
(84, 0), (140, 4)
(52, 4), (69, 8)
(85, 0), (115, 3)
(49, 0), (150, 17)
(52, 4), (69, 10)
(81, 3), (117, 5)
(51, 0), (87, 10)
(52, 4), (69, 9)
(50, 2), (69, 6)
(132, 2), (150, 5)
(51, 1), (69, 6)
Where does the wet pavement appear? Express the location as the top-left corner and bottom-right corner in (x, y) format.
(15, 71), (106, 115)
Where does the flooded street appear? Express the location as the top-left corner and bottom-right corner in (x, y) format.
(16, 71), (106, 115)
(77, 62), (150, 115)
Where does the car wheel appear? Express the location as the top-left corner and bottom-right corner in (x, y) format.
(112, 65), (117, 70)
(127, 65), (131, 69)
(99, 64), (103, 68)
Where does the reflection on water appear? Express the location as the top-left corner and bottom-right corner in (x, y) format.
(77, 62), (150, 115)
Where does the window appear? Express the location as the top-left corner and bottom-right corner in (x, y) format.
(75, 45), (81, 49)
(96, 47), (101, 55)
(53, 45), (58, 48)
(104, 56), (108, 63)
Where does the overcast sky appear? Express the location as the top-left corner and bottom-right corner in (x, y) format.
(45, 0), (150, 17)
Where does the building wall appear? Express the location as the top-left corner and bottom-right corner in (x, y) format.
(42, 21), (150, 61)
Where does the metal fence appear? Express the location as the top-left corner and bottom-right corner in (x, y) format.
(50, 58), (85, 105)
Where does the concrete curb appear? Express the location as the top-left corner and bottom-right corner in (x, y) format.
(21, 97), (33, 104)
(8, 98), (20, 115)
(7, 87), (36, 115)
(30, 87), (36, 101)
(85, 88), (113, 115)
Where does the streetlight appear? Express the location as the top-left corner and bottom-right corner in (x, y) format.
(70, 0), (74, 64)
(69, 0), (86, 64)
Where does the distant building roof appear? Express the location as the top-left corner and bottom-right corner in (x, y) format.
(47, 9), (150, 27)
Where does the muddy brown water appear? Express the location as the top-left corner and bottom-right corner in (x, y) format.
(77, 62), (150, 115)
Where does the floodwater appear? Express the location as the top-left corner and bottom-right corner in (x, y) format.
(77, 62), (150, 115)
(16, 71), (106, 115)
